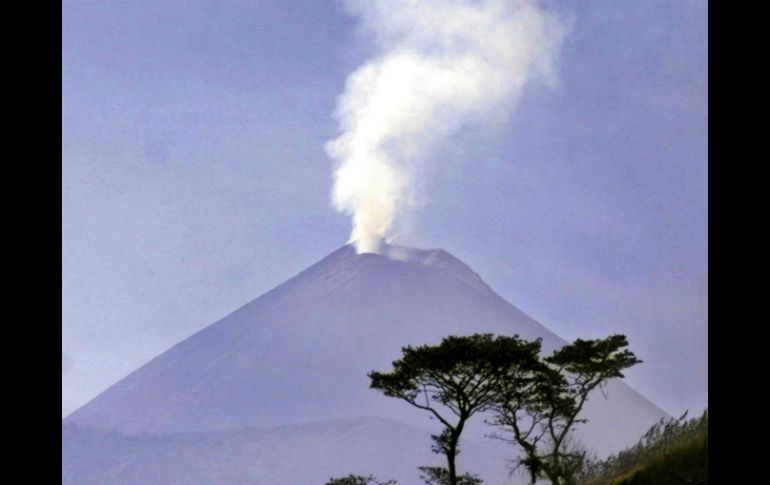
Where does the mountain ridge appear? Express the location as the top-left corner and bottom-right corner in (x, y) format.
(64, 243), (667, 456)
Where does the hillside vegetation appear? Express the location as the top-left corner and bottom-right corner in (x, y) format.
(578, 409), (708, 485)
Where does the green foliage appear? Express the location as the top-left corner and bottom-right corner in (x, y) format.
(369, 333), (543, 413)
(547, 335), (641, 381)
(369, 334), (541, 485)
(489, 335), (642, 485)
(577, 410), (708, 485)
(325, 474), (397, 485)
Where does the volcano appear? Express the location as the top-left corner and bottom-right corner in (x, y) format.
(64, 244), (668, 484)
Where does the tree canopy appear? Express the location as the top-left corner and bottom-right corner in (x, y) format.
(325, 474), (396, 485)
(489, 334), (642, 485)
(369, 334), (543, 485)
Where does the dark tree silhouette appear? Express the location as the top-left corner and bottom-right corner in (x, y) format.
(489, 334), (642, 485)
(418, 466), (483, 485)
(325, 474), (396, 485)
(369, 334), (542, 485)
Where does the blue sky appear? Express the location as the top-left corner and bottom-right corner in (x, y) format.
(62, 0), (707, 418)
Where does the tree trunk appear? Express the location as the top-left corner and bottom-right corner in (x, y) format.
(446, 417), (467, 485)
(446, 438), (457, 485)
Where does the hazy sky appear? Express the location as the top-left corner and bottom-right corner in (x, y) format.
(62, 0), (707, 418)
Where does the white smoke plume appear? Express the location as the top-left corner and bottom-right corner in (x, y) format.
(327, 0), (566, 254)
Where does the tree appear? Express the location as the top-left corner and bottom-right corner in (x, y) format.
(489, 334), (641, 485)
(369, 334), (542, 485)
(325, 474), (396, 485)
(418, 466), (483, 485)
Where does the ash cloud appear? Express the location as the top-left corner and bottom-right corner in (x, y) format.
(327, 0), (567, 253)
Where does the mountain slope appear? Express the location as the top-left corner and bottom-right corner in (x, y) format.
(63, 417), (521, 485)
(65, 244), (666, 456)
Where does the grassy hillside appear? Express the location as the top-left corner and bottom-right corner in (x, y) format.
(578, 409), (708, 485)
